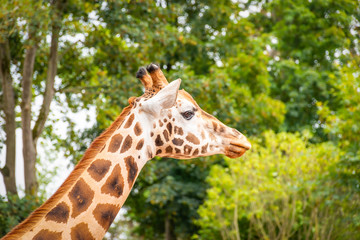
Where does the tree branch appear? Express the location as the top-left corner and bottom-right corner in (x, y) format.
(21, 26), (38, 194)
(32, 0), (66, 142)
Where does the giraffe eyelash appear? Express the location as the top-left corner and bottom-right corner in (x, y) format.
(181, 111), (194, 120)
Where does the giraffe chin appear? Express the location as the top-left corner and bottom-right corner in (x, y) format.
(225, 148), (246, 158)
(224, 142), (250, 158)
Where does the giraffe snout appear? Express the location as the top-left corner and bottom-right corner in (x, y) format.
(224, 128), (251, 158)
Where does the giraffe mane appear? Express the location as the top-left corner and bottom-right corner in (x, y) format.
(4, 104), (133, 239)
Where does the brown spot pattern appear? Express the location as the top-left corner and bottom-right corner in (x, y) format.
(134, 122), (143, 136)
(212, 121), (218, 132)
(193, 149), (199, 155)
(172, 138), (184, 146)
(156, 149), (162, 155)
(88, 159), (112, 182)
(68, 178), (95, 218)
(45, 202), (69, 223)
(125, 156), (138, 187)
(124, 113), (135, 128)
(166, 123), (172, 135)
(147, 146), (153, 159)
(219, 125), (225, 133)
(159, 120), (163, 127)
(136, 138), (145, 150)
(93, 203), (121, 231)
(201, 144), (209, 154)
(175, 148), (181, 153)
(101, 164), (124, 198)
(70, 222), (95, 240)
(108, 134), (123, 153)
(155, 135), (164, 146)
(163, 130), (169, 142)
(33, 229), (62, 240)
(184, 145), (193, 155)
(186, 133), (200, 145)
(120, 135), (132, 153)
(165, 146), (173, 153)
(174, 126), (183, 135)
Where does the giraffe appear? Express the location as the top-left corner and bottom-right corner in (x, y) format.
(2, 63), (251, 240)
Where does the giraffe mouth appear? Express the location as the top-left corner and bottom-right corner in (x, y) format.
(225, 141), (251, 158)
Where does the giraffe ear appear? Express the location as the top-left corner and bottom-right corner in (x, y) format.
(142, 79), (181, 116)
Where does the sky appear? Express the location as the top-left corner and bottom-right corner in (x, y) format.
(0, 97), (97, 197)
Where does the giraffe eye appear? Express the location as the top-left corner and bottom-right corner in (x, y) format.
(181, 110), (194, 120)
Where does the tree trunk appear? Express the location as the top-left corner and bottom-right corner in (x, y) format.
(21, 41), (38, 195)
(165, 212), (177, 240)
(24, 0), (65, 194)
(24, 25), (59, 194)
(0, 40), (17, 196)
(31, 23), (59, 143)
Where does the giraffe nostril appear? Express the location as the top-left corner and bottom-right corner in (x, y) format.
(231, 128), (244, 138)
(232, 129), (241, 135)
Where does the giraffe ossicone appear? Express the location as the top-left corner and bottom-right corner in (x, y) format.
(2, 63), (251, 240)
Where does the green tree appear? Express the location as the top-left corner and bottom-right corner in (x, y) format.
(0, 0), (96, 195)
(196, 131), (359, 240)
(0, 193), (43, 236)
(318, 61), (360, 207)
(249, 0), (360, 136)
(125, 158), (210, 240)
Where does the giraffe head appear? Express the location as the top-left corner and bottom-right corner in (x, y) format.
(130, 63), (251, 160)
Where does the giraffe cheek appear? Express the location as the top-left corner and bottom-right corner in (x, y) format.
(185, 133), (200, 145)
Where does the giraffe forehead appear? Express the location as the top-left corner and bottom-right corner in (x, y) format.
(178, 90), (199, 107)
(176, 98), (195, 113)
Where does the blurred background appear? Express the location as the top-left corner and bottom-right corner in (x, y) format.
(0, 0), (359, 239)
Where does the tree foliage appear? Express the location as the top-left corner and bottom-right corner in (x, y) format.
(196, 131), (359, 239)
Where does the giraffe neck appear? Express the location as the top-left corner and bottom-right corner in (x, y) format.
(3, 105), (154, 240)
